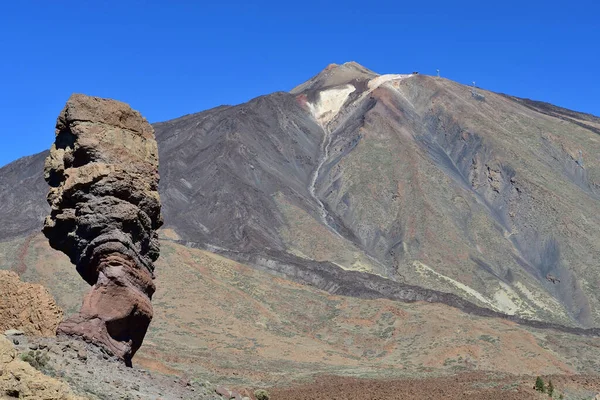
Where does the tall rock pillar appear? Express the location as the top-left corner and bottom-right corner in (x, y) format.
(43, 94), (163, 365)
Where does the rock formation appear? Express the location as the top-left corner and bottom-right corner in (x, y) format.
(43, 94), (162, 365)
(0, 271), (63, 336)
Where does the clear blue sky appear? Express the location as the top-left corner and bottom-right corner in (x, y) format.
(1, 0), (598, 167)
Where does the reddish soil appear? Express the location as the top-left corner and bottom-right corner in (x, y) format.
(269, 373), (600, 400)
(14, 233), (34, 275)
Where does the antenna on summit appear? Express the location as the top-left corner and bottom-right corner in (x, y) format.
(437, 69), (440, 78)
(471, 81), (486, 101)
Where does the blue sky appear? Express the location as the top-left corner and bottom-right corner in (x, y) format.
(1, 0), (598, 167)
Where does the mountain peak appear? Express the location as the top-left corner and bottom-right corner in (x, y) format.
(290, 61), (378, 94)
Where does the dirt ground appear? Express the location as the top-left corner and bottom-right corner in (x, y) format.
(269, 372), (600, 400)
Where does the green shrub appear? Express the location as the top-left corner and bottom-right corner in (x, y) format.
(20, 350), (50, 370)
(20, 352), (34, 364)
(254, 389), (270, 400)
(547, 379), (554, 396)
(534, 376), (545, 393)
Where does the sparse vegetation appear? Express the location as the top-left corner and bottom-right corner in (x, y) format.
(478, 334), (499, 344)
(20, 350), (50, 371)
(254, 389), (270, 400)
(547, 379), (554, 396)
(500, 382), (519, 391)
(535, 376), (545, 393)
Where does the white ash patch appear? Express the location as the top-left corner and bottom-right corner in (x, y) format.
(368, 74), (412, 90)
(306, 84), (356, 126)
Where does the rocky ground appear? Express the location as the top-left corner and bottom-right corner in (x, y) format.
(3, 331), (256, 400)
(0, 333), (83, 400)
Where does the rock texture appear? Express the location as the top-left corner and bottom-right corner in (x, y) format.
(42, 94), (163, 365)
(7, 333), (222, 400)
(0, 270), (63, 336)
(0, 335), (85, 400)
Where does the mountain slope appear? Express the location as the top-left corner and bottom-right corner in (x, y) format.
(1, 62), (599, 328)
(304, 71), (600, 326)
(0, 151), (49, 240)
(154, 94), (323, 253)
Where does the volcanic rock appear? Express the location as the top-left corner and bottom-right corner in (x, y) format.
(43, 94), (163, 365)
(0, 270), (63, 336)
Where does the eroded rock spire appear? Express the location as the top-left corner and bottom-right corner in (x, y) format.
(43, 94), (162, 365)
